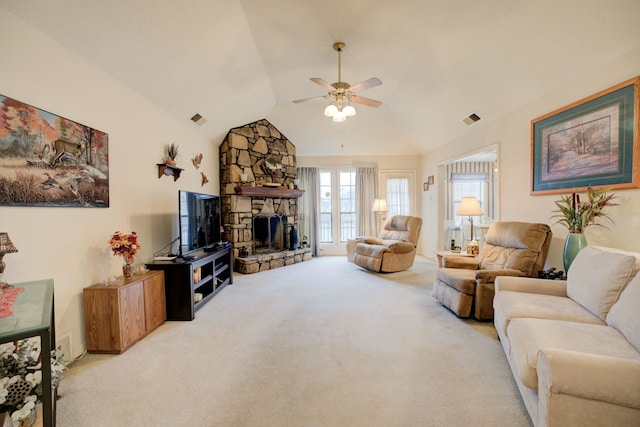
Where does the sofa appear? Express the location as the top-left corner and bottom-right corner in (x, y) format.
(433, 221), (552, 320)
(348, 215), (422, 273)
(493, 245), (640, 426)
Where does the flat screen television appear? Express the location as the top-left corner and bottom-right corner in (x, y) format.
(178, 190), (221, 257)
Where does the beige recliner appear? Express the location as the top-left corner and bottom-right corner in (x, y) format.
(349, 215), (423, 273)
(432, 221), (552, 320)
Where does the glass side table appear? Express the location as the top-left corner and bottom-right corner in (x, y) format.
(0, 279), (56, 427)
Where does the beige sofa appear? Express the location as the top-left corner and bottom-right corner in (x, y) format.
(493, 245), (640, 427)
(349, 215), (422, 273)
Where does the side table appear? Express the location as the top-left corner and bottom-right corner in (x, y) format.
(0, 279), (56, 426)
(435, 250), (476, 268)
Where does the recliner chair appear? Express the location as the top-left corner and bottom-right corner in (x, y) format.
(432, 221), (552, 320)
(349, 215), (423, 273)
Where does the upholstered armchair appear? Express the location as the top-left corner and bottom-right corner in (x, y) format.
(432, 221), (552, 320)
(348, 215), (423, 273)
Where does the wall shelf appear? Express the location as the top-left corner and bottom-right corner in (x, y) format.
(234, 186), (304, 198)
(157, 163), (183, 181)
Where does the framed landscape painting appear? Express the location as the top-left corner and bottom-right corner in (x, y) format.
(531, 76), (639, 195)
(0, 94), (109, 207)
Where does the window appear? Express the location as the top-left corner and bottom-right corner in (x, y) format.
(319, 169), (356, 244)
(386, 177), (410, 216)
(379, 170), (417, 216)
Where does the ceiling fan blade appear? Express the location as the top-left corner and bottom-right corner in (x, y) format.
(351, 95), (382, 108)
(292, 95), (329, 104)
(310, 78), (335, 91)
(349, 77), (382, 93)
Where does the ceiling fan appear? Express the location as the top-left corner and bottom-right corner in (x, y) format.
(293, 42), (382, 122)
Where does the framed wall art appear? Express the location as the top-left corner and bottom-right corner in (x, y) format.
(531, 76), (639, 195)
(0, 94), (109, 207)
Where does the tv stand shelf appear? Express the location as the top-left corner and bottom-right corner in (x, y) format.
(146, 247), (233, 320)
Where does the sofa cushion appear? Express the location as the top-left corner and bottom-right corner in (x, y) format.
(494, 290), (604, 337)
(567, 246), (638, 321)
(508, 318), (640, 390)
(607, 272), (640, 352)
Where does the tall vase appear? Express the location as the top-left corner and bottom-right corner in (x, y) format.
(563, 232), (587, 274)
(122, 260), (134, 279)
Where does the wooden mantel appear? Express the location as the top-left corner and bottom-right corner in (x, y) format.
(234, 186), (305, 198)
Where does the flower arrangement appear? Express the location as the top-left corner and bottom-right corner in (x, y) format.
(109, 231), (141, 264)
(165, 143), (179, 165)
(551, 186), (617, 233)
(0, 340), (67, 425)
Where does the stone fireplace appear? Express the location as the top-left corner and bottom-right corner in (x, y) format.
(219, 119), (311, 273)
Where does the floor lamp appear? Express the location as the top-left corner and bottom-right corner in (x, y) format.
(371, 199), (388, 234)
(456, 197), (483, 250)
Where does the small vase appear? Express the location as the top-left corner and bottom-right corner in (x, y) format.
(563, 232), (588, 274)
(122, 261), (134, 279)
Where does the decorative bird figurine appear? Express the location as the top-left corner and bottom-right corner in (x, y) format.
(41, 172), (59, 190)
(201, 172), (209, 186)
(192, 153), (203, 169)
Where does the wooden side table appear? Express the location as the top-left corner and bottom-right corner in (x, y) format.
(435, 250), (476, 268)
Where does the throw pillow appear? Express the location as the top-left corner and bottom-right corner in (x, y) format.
(607, 272), (640, 352)
(567, 246), (637, 321)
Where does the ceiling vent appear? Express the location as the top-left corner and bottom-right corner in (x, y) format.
(190, 113), (207, 126)
(462, 113), (481, 126)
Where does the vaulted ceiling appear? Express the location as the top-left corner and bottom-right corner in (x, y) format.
(2, 0), (639, 157)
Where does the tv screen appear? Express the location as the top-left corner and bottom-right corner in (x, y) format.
(178, 190), (221, 256)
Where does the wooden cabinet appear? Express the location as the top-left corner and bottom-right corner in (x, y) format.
(83, 270), (166, 354)
(146, 247), (233, 320)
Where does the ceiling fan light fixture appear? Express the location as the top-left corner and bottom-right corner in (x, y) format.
(343, 105), (356, 117)
(332, 111), (346, 122)
(324, 104), (339, 117)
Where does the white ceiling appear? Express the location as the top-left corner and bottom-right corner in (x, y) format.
(2, 0), (639, 157)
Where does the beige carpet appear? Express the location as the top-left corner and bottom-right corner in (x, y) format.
(58, 255), (531, 427)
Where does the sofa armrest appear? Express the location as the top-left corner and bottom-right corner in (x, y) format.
(387, 241), (415, 254)
(360, 236), (383, 245)
(538, 349), (640, 410)
(442, 256), (480, 269)
(494, 275), (568, 297)
(475, 269), (525, 283)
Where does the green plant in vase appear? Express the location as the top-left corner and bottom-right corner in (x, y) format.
(551, 186), (617, 272)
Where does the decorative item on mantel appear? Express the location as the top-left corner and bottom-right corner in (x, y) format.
(551, 186), (617, 273)
(109, 231), (141, 279)
(0, 340), (68, 427)
(0, 233), (18, 294)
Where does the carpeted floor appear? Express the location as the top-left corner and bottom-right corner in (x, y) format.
(58, 255), (531, 427)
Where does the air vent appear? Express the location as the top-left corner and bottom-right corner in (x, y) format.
(462, 113), (481, 126)
(190, 113), (207, 126)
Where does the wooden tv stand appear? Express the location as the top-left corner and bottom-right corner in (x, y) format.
(146, 247), (233, 320)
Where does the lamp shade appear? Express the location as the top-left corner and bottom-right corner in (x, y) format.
(324, 104), (338, 117)
(456, 197), (483, 216)
(371, 198), (388, 212)
(343, 105), (356, 117)
(0, 233), (18, 255)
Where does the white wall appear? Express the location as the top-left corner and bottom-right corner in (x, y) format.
(0, 9), (223, 358)
(421, 47), (640, 269)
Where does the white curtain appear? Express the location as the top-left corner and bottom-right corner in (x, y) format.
(297, 167), (321, 256)
(355, 166), (378, 236)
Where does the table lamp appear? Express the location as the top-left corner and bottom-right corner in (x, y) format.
(456, 197), (484, 242)
(0, 232), (19, 289)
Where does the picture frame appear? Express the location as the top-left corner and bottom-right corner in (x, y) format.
(530, 76), (639, 195)
(0, 94), (109, 207)
(423, 175), (434, 191)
